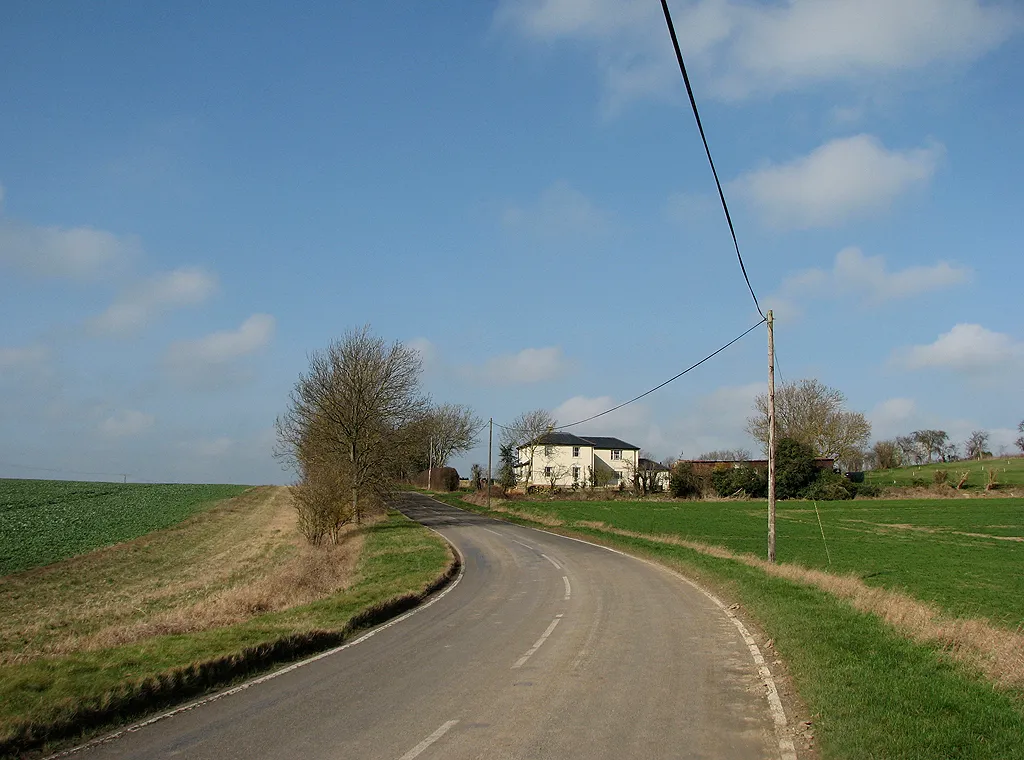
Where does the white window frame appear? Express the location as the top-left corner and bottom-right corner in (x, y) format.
(544, 466), (552, 477)
(572, 466), (580, 481)
(572, 446), (580, 457)
(611, 449), (622, 460)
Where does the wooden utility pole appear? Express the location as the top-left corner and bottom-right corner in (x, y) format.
(487, 418), (493, 510)
(427, 436), (433, 492)
(767, 310), (777, 563)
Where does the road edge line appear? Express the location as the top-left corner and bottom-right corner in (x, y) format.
(425, 496), (798, 760)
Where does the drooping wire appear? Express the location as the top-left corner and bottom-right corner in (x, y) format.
(554, 317), (766, 430)
(659, 0), (764, 319)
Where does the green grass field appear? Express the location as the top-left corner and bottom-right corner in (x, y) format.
(865, 455), (1024, 490)
(434, 491), (1024, 759)
(462, 496), (1024, 628)
(0, 479), (250, 575)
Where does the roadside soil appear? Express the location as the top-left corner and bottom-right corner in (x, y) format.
(0, 486), (364, 664)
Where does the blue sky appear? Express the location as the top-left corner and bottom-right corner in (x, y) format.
(2, 0), (1022, 484)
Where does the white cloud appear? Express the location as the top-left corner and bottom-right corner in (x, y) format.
(463, 346), (572, 385)
(901, 324), (1024, 372)
(88, 267), (218, 335)
(498, 0), (1020, 106)
(165, 314), (276, 368)
(770, 247), (970, 318)
(868, 397), (918, 440)
(0, 344), (48, 372)
(407, 337), (440, 373)
(734, 135), (943, 229)
(99, 409), (155, 438)
(190, 437), (235, 458)
(502, 181), (609, 237)
(0, 219), (140, 279)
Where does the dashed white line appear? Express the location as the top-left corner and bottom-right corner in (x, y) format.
(511, 539), (533, 549)
(512, 614), (563, 669)
(562, 575), (572, 600)
(482, 527), (502, 536)
(540, 553), (561, 569)
(398, 720), (459, 760)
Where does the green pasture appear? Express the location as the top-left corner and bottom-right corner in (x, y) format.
(435, 491), (1024, 759)
(455, 495), (1024, 630)
(0, 479), (250, 576)
(866, 456), (1024, 489)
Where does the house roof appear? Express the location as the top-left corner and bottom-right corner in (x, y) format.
(639, 457), (670, 472)
(518, 433), (640, 451)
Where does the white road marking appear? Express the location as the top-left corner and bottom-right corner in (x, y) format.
(562, 575), (572, 600)
(424, 495), (799, 760)
(482, 527), (502, 536)
(513, 525), (799, 760)
(512, 614), (563, 669)
(511, 539), (534, 549)
(398, 720), (459, 760)
(45, 522), (466, 760)
(540, 553), (561, 569)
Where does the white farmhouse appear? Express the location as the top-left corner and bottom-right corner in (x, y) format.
(516, 432), (640, 489)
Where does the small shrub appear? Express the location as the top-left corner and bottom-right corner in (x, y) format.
(911, 477), (928, 487)
(844, 471), (865, 484)
(802, 472), (855, 501)
(933, 469), (949, 485)
(776, 438), (820, 499)
(670, 462), (703, 499)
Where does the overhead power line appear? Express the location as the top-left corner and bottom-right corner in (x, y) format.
(659, 0), (764, 319)
(555, 318), (766, 430)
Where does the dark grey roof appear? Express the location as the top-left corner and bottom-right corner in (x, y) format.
(579, 436), (639, 450)
(517, 432), (639, 450)
(639, 457), (670, 471)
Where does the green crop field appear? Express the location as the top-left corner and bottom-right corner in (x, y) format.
(865, 455), (1024, 489)
(0, 479), (250, 576)
(462, 495), (1024, 628)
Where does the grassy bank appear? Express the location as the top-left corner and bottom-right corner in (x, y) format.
(0, 489), (453, 757)
(432, 491), (1024, 759)
(865, 456), (1024, 491)
(0, 479), (250, 575)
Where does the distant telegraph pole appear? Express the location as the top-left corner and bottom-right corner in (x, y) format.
(767, 310), (777, 563)
(487, 418), (493, 510)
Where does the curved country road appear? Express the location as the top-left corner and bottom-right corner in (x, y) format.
(63, 493), (789, 759)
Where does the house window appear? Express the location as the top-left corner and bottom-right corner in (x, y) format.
(572, 466), (580, 481)
(572, 446), (580, 457)
(544, 466), (552, 477)
(611, 449), (622, 460)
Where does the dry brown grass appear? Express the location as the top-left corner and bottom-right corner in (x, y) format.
(0, 486), (366, 664)
(572, 521), (1024, 690)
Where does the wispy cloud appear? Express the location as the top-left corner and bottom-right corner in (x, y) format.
(166, 314), (276, 368)
(502, 181), (610, 238)
(0, 344), (48, 372)
(734, 135), (943, 229)
(88, 267), (218, 335)
(98, 409), (155, 438)
(462, 346), (572, 385)
(498, 0), (1020, 106)
(769, 247), (970, 319)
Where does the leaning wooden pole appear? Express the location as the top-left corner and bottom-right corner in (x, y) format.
(767, 310), (777, 563)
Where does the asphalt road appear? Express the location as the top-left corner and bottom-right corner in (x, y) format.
(65, 493), (786, 760)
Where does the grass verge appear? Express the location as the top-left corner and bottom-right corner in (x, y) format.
(0, 508), (455, 758)
(431, 491), (1024, 759)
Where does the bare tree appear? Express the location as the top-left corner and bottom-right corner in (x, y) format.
(747, 378), (871, 462)
(1016, 420), (1024, 454)
(276, 325), (428, 527)
(965, 430), (990, 460)
(500, 409), (556, 490)
(896, 434), (926, 465)
(422, 403), (481, 467)
(911, 430), (951, 463)
(868, 439), (902, 470)
(696, 448), (751, 461)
